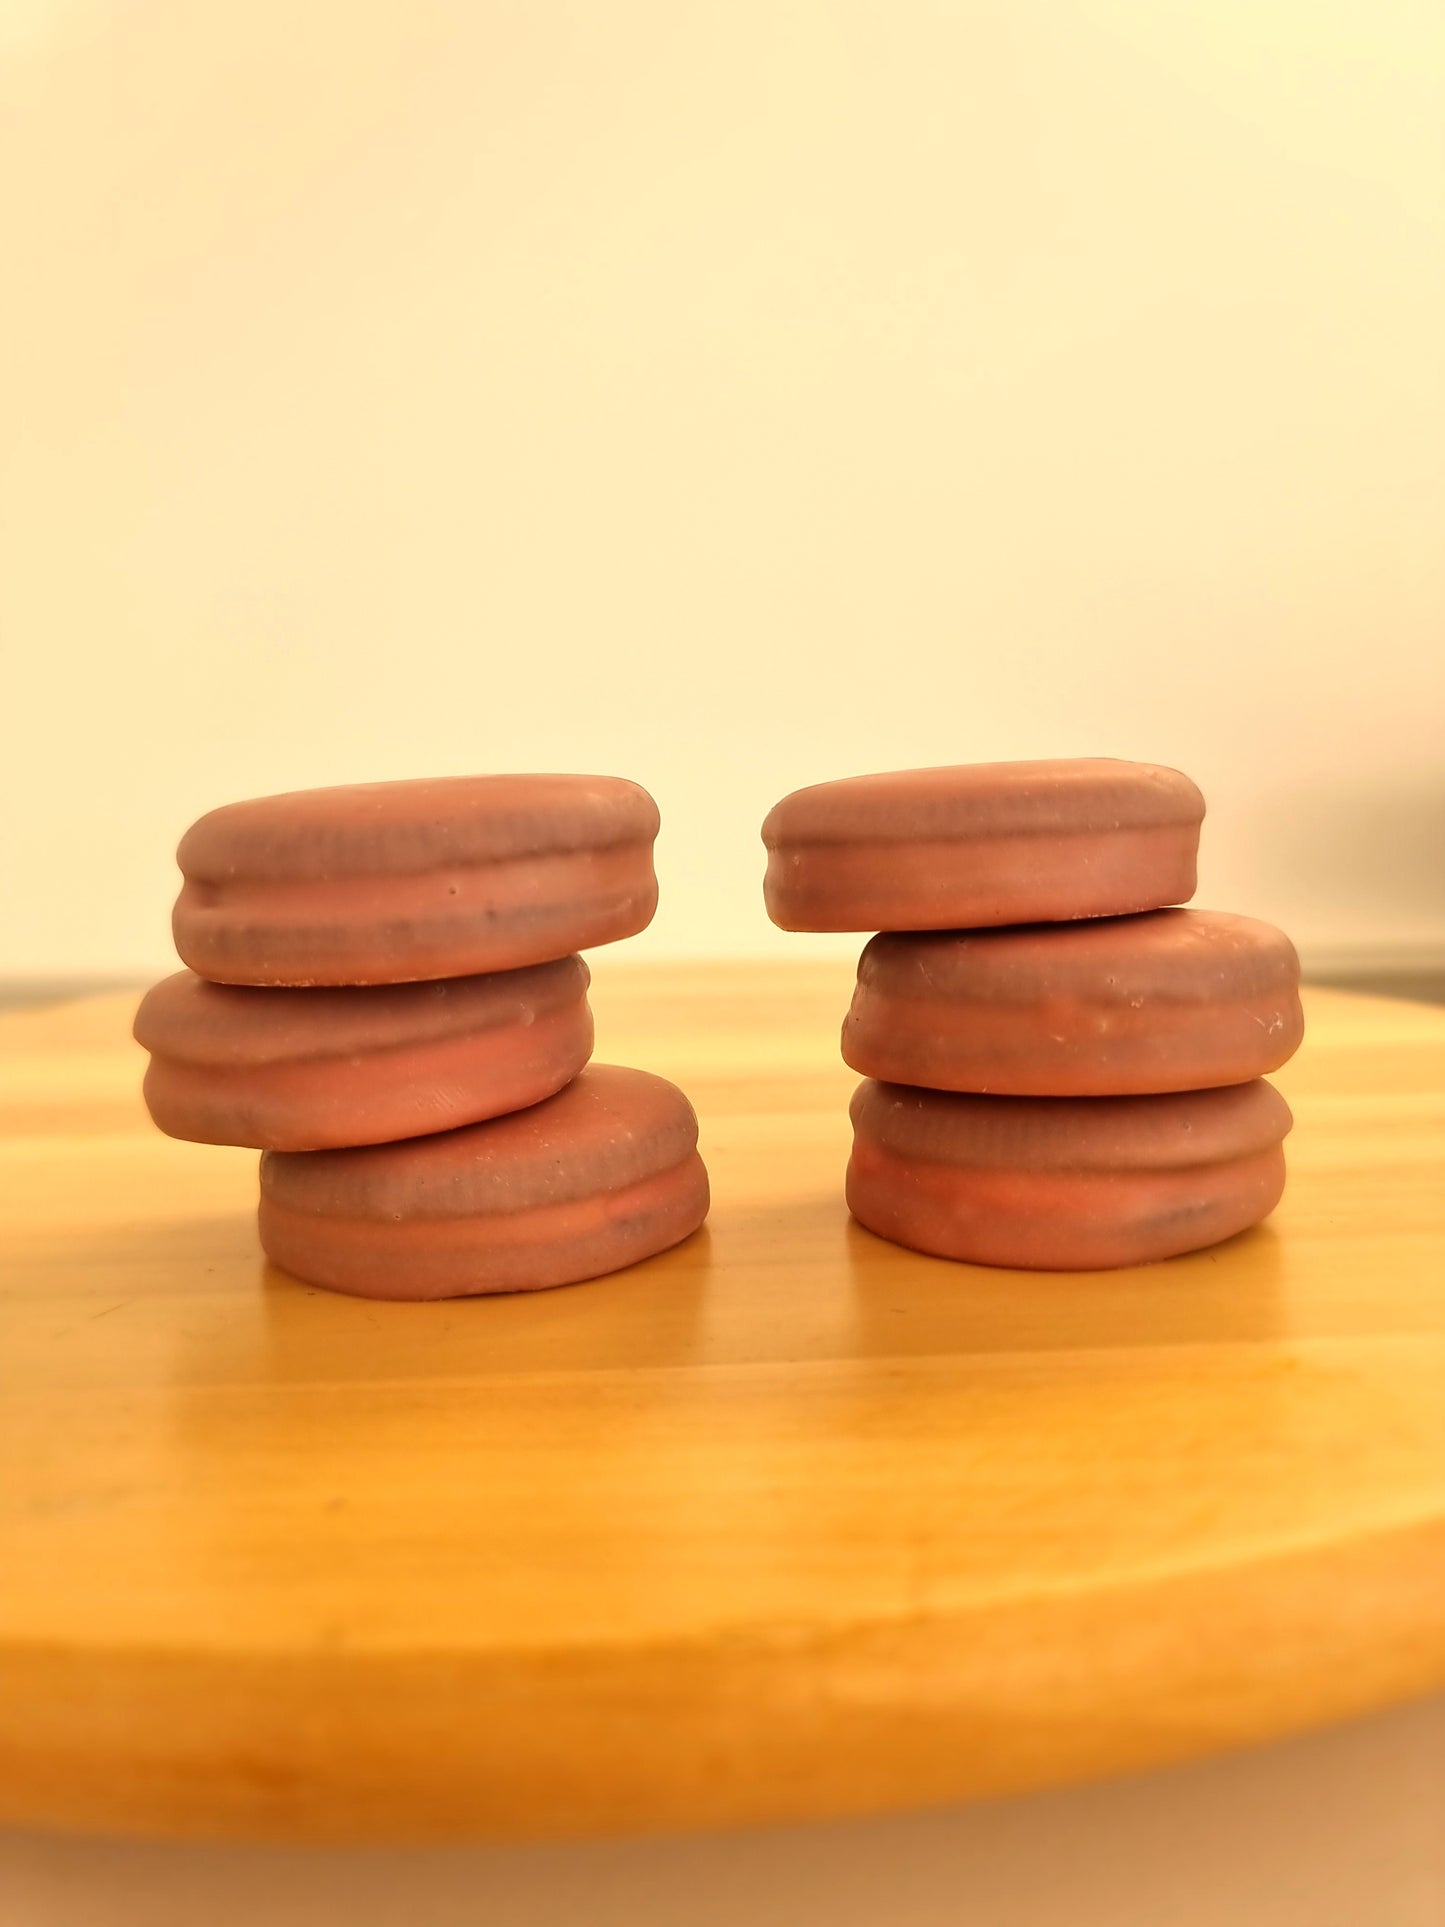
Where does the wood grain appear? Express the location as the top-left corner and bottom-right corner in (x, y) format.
(1, 964), (1442, 1841)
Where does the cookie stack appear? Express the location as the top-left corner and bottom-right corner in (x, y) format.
(762, 759), (1303, 1269)
(134, 775), (709, 1299)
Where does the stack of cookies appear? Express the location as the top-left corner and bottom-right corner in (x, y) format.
(134, 775), (709, 1299)
(762, 759), (1303, 1269)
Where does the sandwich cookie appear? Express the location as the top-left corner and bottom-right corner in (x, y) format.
(763, 759), (1204, 932)
(846, 1077), (1291, 1270)
(174, 773), (659, 985)
(134, 957), (593, 1151)
(259, 1064), (710, 1298)
(842, 910), (1303, 1095)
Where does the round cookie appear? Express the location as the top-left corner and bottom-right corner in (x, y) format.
(258, 1065), (710, 1299)
(842, 910), (1303, 1096)
(134, 957), (594, 1151)
(173, 773), (660, 985)
(763, 759), (1204, 932)
(847, 1078), (1291, 1270)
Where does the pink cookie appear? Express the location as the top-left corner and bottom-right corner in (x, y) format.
(173, 774), (659, 985)
(134, 957), (593, 1151)
(842, 910), (1303, 1095)
(847, 1077), (1291, 1270)
(764, 759), (1204, 932)
(259, 1065), (710, 1299)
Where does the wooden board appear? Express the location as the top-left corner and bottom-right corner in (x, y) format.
(1, 965), (1442, 1842)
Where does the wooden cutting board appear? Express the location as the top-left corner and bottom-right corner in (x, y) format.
(1, 965), (1441, 1841)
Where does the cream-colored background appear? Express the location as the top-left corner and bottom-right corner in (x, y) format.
(2, 0), (1442, 977)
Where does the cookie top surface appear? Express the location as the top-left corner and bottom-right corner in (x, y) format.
(855, 910), (1298, 1006)
(133, 957), (589, 1068)
(850, 1078), (1292, 1172)
(179, 774), (660, 883)
(260, 1065), (699, 1218)
(763, 759), (1204, 848)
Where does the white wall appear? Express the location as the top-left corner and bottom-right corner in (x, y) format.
(2, 0), (1442, 976)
